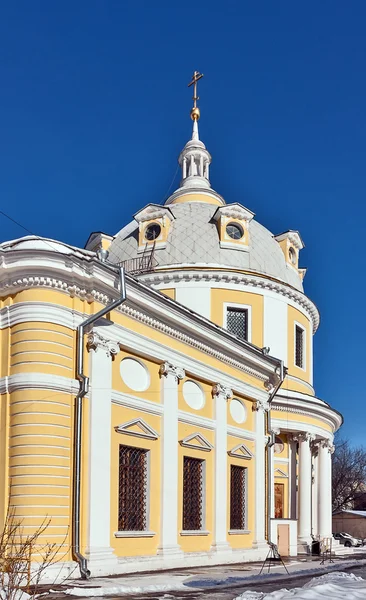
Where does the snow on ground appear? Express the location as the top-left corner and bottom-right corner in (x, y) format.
(234, 572), (366, 600)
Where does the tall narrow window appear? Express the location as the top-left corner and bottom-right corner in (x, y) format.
(227, 307), (249, 341)
(118, 445), (148, 531)
(230, 465), (247, 530)
(183, 457), (204, 530)
(295, 325), (304, 368)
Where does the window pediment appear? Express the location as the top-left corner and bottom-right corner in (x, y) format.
(115, 418), (159, 441)
(228, 443), (253, 460)
(180, 432), (214, 452)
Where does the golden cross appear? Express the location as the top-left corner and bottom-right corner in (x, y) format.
(188, 71), (204, 108)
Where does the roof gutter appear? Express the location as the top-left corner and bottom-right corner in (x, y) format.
(72, 257), (126, 579)
(266, 360), (287, 544)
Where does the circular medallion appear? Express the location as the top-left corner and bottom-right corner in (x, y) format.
(230, 398), (247, 424)
(120, 358), (150, 392)
(183, 380), (205, 410)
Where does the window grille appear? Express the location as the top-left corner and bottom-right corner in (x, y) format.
(227, 308), (248, 341)
(183, 456), (204, 530)
(118, 445), (148, 531)
(230, 465), (247, 530)
(295, 325), (304, 368)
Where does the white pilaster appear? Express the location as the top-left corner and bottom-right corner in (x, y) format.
(211, 383), (232, 553)
(252, 399), (269, 549)
(85, 330), (120, 571)
(288, 435), (297, 520)
(297, 432), (315, 546)
(311, 445), (319, 537)
(318, 439), (334, 539)
(157, 362), (185, 557)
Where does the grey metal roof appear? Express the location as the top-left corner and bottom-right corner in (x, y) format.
(108, 202), (304, 291)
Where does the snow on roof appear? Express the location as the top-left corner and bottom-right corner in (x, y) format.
(335, 509), (366, 517)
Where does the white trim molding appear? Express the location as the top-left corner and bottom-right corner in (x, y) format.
(179, 433), (214, 452)
(228, 443), (253, 460)
(114, 418), (159, 440)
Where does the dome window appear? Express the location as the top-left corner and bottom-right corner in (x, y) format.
(226, 222), (244, 240)
(145, 223), (161, 241)
(289, 247), (297, 265)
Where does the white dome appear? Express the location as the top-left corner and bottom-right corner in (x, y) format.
(108, 202), (304, 291)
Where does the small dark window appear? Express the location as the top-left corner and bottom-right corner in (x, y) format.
(230, 465), (247, 530)
(118, 445), (148, 531)
(183, 457), (204, 531)
(145, 222), (161, 241)
(227, 307), (248, 341)
(226, 222), (244, 240)
(295, 325), (304, 368)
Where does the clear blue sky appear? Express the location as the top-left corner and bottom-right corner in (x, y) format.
(0, 2), (364, 443)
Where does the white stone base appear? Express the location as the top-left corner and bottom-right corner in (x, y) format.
(34, 545), (272, 580)
(84, 547), (119, 576)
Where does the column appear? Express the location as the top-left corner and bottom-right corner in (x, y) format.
(211, 384), (232, 553)
(297, 432), (315, 546)
(271, 428), (281, 520)
(85, 330), (120, 570)
(311, 445), (319, 537)
(182, 157), (187, 179)
(252, 399), (269, 549)
(157, 362), (185, 557)
(288, 435), (298, 520)
(318, 438), (334, 539)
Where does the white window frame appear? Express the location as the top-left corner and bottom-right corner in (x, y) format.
(224, 303), (252, 343)
(294, 321), (306, 371)
(229, 464), (249, 534)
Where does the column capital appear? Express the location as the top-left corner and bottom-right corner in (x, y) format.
(253, 399), (270, 413)
(212, 383), (232, 400)
(159, 362), (185, 382)
(272, 427), (281, 435)
(319, 438), (335, 454)
(293, 432), (315, 443)
(87, 331), (120, 358)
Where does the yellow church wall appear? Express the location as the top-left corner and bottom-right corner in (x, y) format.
(8, 388), (73, 559)
(271, 410), (333, 434)
(227, 396), (254, 431)
(112, 350), (161, 403)
(111, 309), (265, 392)
(178, 423), (214, 552)
(283, 377), (315, 396)
(178, 376), (213, 420)
(0, 393), (9, 528)
(169, 192), (222, 206)
(210, 289), (264, 348)
(110, 404), (161, 557)
(227, 435), (255, 548)
(287, 305), (311, 384)
(160, 288), (175, 300)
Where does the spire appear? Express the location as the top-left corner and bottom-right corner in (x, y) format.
(177, 71), (212, 190)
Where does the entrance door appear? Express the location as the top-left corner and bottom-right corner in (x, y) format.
(274, 483), (284, 518)
(277, 524), (290, 556)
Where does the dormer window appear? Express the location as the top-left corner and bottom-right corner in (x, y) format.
(226, 222), (244, 240)
(133, 204), (175, 253)
(145, 223), (161, 241)
(213, 203), (254, 251)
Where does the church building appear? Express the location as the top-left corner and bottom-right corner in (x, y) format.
(0, 74), (343, 579)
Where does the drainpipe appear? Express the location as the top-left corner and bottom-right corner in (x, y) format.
(72, 254), (126, 579)
(265, 360), (286, 545)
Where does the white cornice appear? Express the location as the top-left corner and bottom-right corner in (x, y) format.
(272, 390), (342, 432)
(139, 268), (319, 333)
(0, 372), (79, 395)
(0, 300), (275, 401)
(0, 247), (281, 387)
